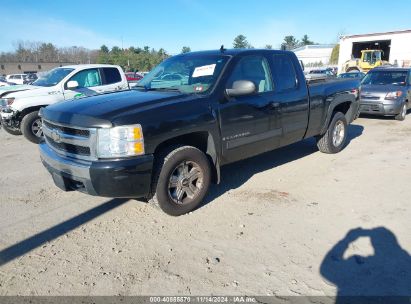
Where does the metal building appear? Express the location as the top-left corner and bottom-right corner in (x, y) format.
(292, 44), (336, 66)
(338, 29), (411, 71)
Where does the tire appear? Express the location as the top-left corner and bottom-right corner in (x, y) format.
(395, 103), (407, 121)
(1, 118), (22, 135)
(21, 111), (43, 144)
(316, 112), (348, 154)
(148, 145), (212, 216)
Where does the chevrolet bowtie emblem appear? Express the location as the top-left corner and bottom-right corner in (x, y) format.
(51, 130), (62, 143)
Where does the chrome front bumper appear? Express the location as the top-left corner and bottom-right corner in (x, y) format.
(39, 142), (91, 180)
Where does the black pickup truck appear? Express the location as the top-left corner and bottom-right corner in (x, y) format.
(39, 49), (360, 215)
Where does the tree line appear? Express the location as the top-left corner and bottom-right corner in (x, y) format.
(232, 34), (316, 50)
(0, 41), (99, 64)
(96, 45), (170, 72)
(0, 34), (337, 73)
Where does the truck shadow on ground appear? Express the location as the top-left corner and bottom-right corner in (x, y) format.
(320, 227), (411, 304)
(0, 198), (129, 267)
(204, 124), (364, 206)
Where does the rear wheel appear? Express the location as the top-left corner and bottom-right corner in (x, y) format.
(21, 111), (43, 144)
(395, 103), (407, 121)
(316, 112), (348, 154)
(149, 145), (211, 216)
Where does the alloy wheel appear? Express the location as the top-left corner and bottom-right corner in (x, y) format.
(168, 160), (204, 205)
(332, 120), (345, 147)
(31, 118), (43, 138)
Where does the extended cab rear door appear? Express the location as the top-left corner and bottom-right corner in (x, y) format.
(268, 53), (309, 146)
(99, 67), (129, 93)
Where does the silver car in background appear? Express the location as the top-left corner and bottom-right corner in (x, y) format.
(359, 67), (411, 121)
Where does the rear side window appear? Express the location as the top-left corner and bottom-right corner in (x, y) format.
(271, 54), (297, 92)
(102, 68), (122, 84)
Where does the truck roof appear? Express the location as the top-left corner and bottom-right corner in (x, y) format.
(371, 66), (411, 72)
(179, 49), (293, 57)
(58, 64), (121, 69)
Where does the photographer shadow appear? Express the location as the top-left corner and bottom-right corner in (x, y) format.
(320, 227), (411, 303)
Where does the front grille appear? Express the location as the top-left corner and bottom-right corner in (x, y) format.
(45, 135), (91, 156)
(42, 119), (97, 160)
(360, 104), (381, 112)
(43, 120), (90, 137)
(360, 95), (380, 100)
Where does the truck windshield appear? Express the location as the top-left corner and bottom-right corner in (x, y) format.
(32, 68), (74, 87)
(136, 54), (229, 94)
(361, 71), (408, 86)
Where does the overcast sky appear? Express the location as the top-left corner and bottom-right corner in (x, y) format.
(1, 0), (411, 54)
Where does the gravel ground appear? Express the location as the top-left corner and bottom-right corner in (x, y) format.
(0, 116), (410, 297)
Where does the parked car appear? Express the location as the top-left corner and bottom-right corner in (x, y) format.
(39, 49), (360, 216)
(0, 76), (13, 87)
(359, 67), (411, 121)
(6, 74), (28, 85)
(23, 73), (38, 84)
(338, 71), (366, 79)
(0, 64), (129, 143)
(125, 72), (143, 82)
(308, 68), (336, 77)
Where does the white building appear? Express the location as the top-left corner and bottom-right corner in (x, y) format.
(338, 29), (411, 71)
(292, 44), (335, 66)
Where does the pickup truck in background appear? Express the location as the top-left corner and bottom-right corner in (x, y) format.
(0, 64), (129, 143)
(39, 49), (360, 216)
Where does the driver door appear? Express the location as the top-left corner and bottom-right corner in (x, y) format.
(63, 68), (105, 100)
(218, 55), (282, 163)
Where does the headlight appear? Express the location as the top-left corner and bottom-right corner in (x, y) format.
(385, 91), (403, 100)
(0, 97), (14, 106)
(97, 124), (145, 158)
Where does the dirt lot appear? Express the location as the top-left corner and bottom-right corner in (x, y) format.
(0, 116), (410, 297)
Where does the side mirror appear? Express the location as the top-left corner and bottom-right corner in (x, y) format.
(66, 80), (79, 89)
(225, 80), (256, 97)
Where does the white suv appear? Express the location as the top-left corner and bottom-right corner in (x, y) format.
(6, 74), (28, 85)
(0, 64), (129, 143)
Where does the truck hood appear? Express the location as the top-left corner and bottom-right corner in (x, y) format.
(361, 84), (406, 94)
(0, 84), (37, 97)
(42, 89), (194, 128)
(1, 85), (59, 99)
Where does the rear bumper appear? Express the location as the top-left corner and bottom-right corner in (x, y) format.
(359, 101), (402, 116)
(39, 143), (154, 198)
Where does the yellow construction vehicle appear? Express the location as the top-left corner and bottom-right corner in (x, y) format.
(342, 50), (389, 73)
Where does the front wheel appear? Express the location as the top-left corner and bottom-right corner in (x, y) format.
(1, 120), (22, 135)
(149, 145), (211, 216)
(316, 112), (348, 154)
(21, 111), (43, 144)
(395, 103), (407, 121)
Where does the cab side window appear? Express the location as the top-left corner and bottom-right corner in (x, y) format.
(271, 54), (297, 92)
(102, 67), (122, 84)
(69, 69), (102, 88)
(227, 56), (273, 93)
